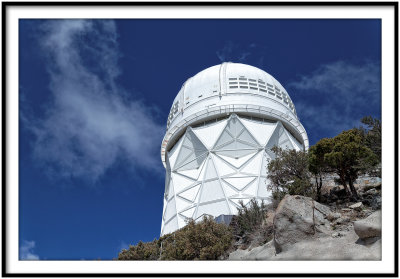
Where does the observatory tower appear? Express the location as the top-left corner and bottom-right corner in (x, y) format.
(160, 62), (308, 236)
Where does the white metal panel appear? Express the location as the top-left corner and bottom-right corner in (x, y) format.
(212, 154), (237, 177)
(177, 183), (201, 202)
(241, 151), (263, 175)
(172, 173), (195, 194)
(223, 176), (256, 191)
(240, 118), (277, 146)
(199, 180), (225, 204)
(192, 119), (227, 149)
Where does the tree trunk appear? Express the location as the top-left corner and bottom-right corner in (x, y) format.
(339, 174), (350, 196)
(348, 178), (359, 200)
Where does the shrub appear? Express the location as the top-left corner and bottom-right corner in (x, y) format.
(118, 239), (159, 260)
(267, 146), (314, 202)
(230, 198), (272, 247)
(118, 216), (233, 260)
(160, 216), (233, 260)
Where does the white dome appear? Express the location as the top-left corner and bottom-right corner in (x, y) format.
(161, 62), (308, 167)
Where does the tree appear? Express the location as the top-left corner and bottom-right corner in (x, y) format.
(267, 146), (313, 201)
(314, 129), (379, 199)
(357, 116), (381, 177)
(308, 138), (333, 201)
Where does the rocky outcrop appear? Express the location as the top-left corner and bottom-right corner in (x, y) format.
(229, 230), (381, 260)
(273, 195), (332, 253)
(228, 195), (381, 261)
(353, 210), (381, 239)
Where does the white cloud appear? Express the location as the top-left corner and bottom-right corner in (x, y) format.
(20, 240), (39, 260)
(216, 41), (267, 67)
(25, 20), (164, 182)
(288, 60), (381, 141)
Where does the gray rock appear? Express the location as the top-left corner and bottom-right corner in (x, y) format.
(326, 212), (341, 221)
(349, 202), (363, 210)
(273, 195), (332, 253)
(353, 210), (381, 239)
(229, 228), (381, 260)
(365, 188), (378, 195)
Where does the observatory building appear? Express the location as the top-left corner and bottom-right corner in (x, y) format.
(160, 62), (308, 236)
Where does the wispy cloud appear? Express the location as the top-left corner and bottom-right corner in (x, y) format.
(288, 60), (381, 143)
(20, 240), (39, 260)
(216, 41), (267, 67)
(24, 20), (164, 182)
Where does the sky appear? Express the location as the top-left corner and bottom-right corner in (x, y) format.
(19, 19), (381, 260)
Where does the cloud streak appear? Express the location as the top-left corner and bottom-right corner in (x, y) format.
(288, 60), (381, 144)
(20, 240), (39, 260)
(25, 20), (164, 182)
(216, 41), (267, 67)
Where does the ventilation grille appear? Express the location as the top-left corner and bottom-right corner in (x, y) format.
(227, 76), (296, 113)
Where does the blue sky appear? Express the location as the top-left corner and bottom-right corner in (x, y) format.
(19, 19), (381, 260)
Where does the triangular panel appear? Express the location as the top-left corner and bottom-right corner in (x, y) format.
(164, 197), (177, 222)
(236, 124), (260, 147)
(177, 158), (206, 180)
(265, 122), (283, 159)
(199, 180), (225, 204)
(203, 157), (218, 180)
(241, 151), (263, 175)
(223, 176), (256, 191)
(286, 130), (304, 151)
(214, 130), (234, 149)
(174, 129), (208, 170)
(192, 119), (227, 149)
(167, 178), (175, 200)
(240, 118), (277, 146)
(168, 135), (184, 169)
(212, 154), (237, 177)
(221, 181), (239, 197)
(175, 196), (192, 213)
(278, 129), (294, 150)
(242, 179), (258, 196)
(217, 151), (257, 169)
(172, 173), (195, 194)
(179, 206), (196, 219)
(195, 200), (230, 219)
(177, 183), (201, 202)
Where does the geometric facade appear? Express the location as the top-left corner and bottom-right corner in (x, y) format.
(161, 114), (304, 235)
(161, 62), (308, 236)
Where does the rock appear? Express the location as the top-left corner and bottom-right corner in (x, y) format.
(332, 232), (340, 238)
(349, 202), (363, 210)
(365, 188), (378, 195)
(353, 210), (381, 239)
(326, 212), (341, 221)
(229, 229), (381, 260)
(273, 195), (332, 253)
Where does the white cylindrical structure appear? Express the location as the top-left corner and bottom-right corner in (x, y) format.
(160, 62), (308, 236)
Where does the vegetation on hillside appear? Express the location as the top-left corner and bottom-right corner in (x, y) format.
(267, 116), (381, 201)
(118, 216), (233, 260)
(118, 116), (381, 260)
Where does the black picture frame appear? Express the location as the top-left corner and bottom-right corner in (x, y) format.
(2, 1), (398, 277)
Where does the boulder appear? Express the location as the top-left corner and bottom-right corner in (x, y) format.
(273, 195), (332, 253)
(349, 202), (363, 210)
(353, 210), (381, 239)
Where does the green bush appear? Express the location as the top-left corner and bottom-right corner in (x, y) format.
(117, 216), (233, 260)
(267, 146), (314, 202)
(118, 239), (159, 260)
(230, 198), (271, 247)
(160, 216), (233, 260)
